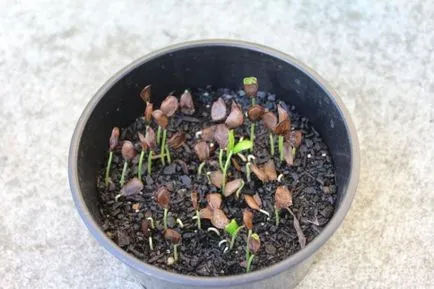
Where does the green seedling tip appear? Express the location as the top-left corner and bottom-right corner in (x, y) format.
(233, 139), (253, 154)
(243, 77), (257, 85)
(225, 219), (240, 237)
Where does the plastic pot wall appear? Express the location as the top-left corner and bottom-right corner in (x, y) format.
(69, 40), (359, 289)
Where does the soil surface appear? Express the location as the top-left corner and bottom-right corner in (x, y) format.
(97, 86), (337, 276)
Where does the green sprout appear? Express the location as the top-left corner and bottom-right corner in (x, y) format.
(119, 141), (136, 187)
(224, 219), (245, 250)
(155, 186), (170, 230)
(191, 191), (201, 230)
(278, 135), (284, 161)
(246, 233), (260, 273)
(221, 130), (253, 191)
(244, 77), (258, 151)
(105, 127), (120, 186)
(269, 134), (275, 156)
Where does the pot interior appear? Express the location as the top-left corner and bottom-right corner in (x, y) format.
(76, 44), (352, 225)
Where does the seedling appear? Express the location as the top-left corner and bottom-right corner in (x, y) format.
(116, 177), (143, 200)
(247, 104), (265, 150)
(179, 89), (195, 115)
(138, 127), (156, 176)
(155, 186), (170, 230)
(164, 229), (182, 262)
(194, 141), (210, 175)
(140, 85), (153, 125)
(243, 77), (258, 104)
(284, 130), (303, 166)
(276, 103), (291, 161)
(261, 111), (278, 156)
(120, 141), (136, 186)
(244, 77), (258, 150)
(105, 127), (119, 186)
(221, 130), (253, 191)
(141, 217), (154, 250)
(152, 94), (179, 164)
(243, 209), (254, 261)
(246, 233), (261, 273)
(224, 219), (244, 250)
(191, 191), (201, 229)
(274, 185), (292, 226)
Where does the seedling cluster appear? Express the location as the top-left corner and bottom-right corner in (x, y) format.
(102, 77), (306, 272)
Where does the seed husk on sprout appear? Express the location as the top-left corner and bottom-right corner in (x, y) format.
(120, 141), (136, 186)
(105, 127), (119, 186)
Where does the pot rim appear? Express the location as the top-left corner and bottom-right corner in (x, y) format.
(68, 39), (360, 287)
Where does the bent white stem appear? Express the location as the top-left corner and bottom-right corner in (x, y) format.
(176, 218), (184, 228)
(218, 239), (228, 247)
(259, 209), (270, 218)
(198, 161), (206, 175)
(174, 244), (179, 262)
(147, 217), (155, 229)
(148, 236), (154, 250)
(163, 208), (168, 230)
(235, 180), (245, 200)
(207, 227), (221, 236)
(246, 162), (251, 182)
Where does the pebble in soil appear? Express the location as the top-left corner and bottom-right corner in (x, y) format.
(97, 86), (337, 276)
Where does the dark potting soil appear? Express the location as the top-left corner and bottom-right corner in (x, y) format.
(97, 86), (337, 276)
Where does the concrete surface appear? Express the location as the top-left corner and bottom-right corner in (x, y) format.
(0, 1), (433, 288)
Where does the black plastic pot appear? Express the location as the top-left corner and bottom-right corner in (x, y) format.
(69, 40), (359, 289)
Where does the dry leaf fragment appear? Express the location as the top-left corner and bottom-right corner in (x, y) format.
(191, 191), (199, 210)
(211, 209), (229, 229)
(144, 102), (153, 123)
(250, 163), (268, 183)
(287, 208), (306, 249)
(121, 141), (136, 161)
(263, 159), (277, 181)
(155, 186), (170, 209)
(141, 219), (150, 237)
(243, 209), (254, 230)
(199, 206), (213, 219)
(214, 124), (229, 148)
(120, 177), (143, 197)
(167, 132), (186, 149)
(225, 101), (244, 129)
(140, 85), (151, 103)
(261, 111), (277, 132)
(199, 125), (216, 141)
(160, 95), (179, 117)
(109, 127), (120, 151)
(248, 104), (265, 122)
(244, 195), (261, 211)
(211, 97), (227, 122)
(152, 109), (169, 128)
(223, 178), (243, 197)
(194, 141), (210, 162)
(283, 142), (294, 166)
(207, 193), (222, 210)
(275, 185), (292, 209)
(179, 90), (195, 115)
(164, 229), (181, 244)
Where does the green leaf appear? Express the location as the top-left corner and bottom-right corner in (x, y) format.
(227, 130), (235, 151)
(243, 77), (257, 85)
(250, 233), (260, 241)
(225, 219), (239, 237)
(232, 140), (253, 154)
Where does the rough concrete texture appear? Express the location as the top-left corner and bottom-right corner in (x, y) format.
(0, 1), (433, 288)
